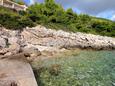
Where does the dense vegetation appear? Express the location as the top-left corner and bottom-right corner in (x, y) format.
(0, 7), (34, 30)
(33, 50), (115, 86)
(0, 0), (115, 36)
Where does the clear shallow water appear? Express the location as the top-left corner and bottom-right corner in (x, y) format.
(34, 50), (115, 86)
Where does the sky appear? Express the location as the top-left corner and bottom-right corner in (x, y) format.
(23, 0), (115, 21)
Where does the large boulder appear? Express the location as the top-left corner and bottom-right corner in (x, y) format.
(23, 46), (41, 57)
(21, 46), (41, 61)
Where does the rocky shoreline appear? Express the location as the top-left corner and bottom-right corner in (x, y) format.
(0, 25), (115, 58)
(22, 26), (115, 50)
(0, 25), (115, 86)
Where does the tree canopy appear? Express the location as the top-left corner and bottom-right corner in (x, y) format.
(0, 0), (115, 37)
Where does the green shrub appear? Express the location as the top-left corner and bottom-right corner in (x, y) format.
(0, 7), (34, 30)
(27, 0), (115, 37)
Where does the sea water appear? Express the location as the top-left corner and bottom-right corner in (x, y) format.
(35, 50), (115, 86)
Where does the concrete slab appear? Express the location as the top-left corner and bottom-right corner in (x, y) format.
(0, 54), (38, 86)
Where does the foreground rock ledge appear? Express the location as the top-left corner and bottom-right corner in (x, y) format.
(0, 53), (38, 86)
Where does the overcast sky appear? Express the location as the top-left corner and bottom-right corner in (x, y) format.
(23, 0), (115, 21)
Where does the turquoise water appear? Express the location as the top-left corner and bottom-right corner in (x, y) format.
(34, 50), (115, 86)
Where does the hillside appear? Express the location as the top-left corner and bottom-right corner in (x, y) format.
(0, 0), (115, 37)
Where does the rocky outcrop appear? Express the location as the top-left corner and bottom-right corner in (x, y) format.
(21, 25), (115, 50)
(0, 27), (21, 57)
(0, 25), (115, 56)
(0, 25), (115, 58)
